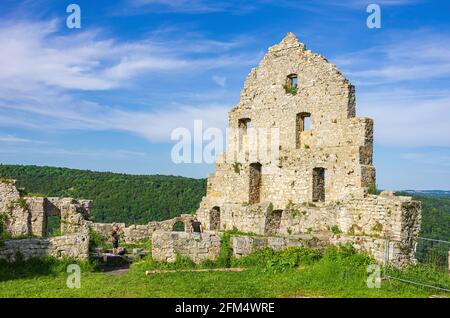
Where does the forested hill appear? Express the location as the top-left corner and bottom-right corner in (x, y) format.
(397, 192), (450, 241)
(0, 164), (206, 224)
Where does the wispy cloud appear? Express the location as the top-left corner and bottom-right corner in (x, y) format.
(329, 29), (450, 148)
(126, 0), (258, 14)
(358, 88), (450, 147)
(0, 19), (257, 93)
(0, 146), (147, 160)
(125, 0), (418, 15)
(212, 75), (227, 87)
(0, 18), (253, 142)
(0, 91), (229, 142)
(335, 30), (450, 85)
(0, 135), (44, 144)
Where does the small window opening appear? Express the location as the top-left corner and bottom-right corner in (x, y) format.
(312, 167), (325, 202)
(46, 215), (61, 237)
(285, 74), (298, 95)
(296, 112), (311, 148)
(238, 118), (251, 135)
(249, 162), (262, 204)
(238, 118), (251, 150)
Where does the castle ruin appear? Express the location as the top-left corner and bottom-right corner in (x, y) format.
(0, 33), (422, 267)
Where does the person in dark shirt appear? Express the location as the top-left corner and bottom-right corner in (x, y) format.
(111, 226), (120, 255)
(191, 219), (203, 234)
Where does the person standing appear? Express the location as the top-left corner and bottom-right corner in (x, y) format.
(191, 218), (203, 238)
(111, 225), (120, 255)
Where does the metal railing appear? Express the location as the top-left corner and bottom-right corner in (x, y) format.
(383, 236), (450, 292)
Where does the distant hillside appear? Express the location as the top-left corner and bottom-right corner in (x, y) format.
(396, 191), (450, 242)
(402, 190), (450, 198)
(0, 164), (206, 224)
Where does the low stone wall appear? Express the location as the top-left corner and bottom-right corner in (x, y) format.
(232, 233), (417, 267)
(90, 214), (194, 243)
(152, 230), (221, 263)
(0, 230), (89, 262)
(231, 234), (329, 258)
(330, 235), (387, 264)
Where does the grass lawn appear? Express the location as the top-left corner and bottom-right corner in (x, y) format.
(1, 249), (449, 298)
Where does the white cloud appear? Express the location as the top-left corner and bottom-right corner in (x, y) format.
(0, 18), (255, 143)
(330, 30), (450, 148)
(127, 0), (418, 14)
(0, 19), (256, 93)
(0, 89), (229, 142)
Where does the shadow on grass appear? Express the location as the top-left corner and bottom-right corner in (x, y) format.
(0, 256), (99, 283)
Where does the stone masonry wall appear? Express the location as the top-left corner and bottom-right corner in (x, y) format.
(0, 180), (30, 236)
(152, 230), (221, 263)
(231, 234), (328, 258)
(0, 227), (89, 262)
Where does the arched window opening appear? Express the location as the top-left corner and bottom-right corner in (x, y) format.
(173, 221), (185, 232)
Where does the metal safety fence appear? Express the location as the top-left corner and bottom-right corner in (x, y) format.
(383, 236), (450, 293)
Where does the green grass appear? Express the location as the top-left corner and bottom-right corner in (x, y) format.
(1, 244), (449, 298)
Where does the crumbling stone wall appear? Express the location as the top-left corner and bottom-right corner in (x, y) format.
(0, 180), (92, 262)
(90, 214), (194, 243)
(151, 230), (221, 263)
(0, 180), (92, 239)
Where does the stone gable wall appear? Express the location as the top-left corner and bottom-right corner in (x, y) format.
(202, 33), (375, 209)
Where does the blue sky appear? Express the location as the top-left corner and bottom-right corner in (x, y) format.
(0, 0), (449, 190)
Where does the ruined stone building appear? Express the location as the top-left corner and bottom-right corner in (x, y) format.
(195, 33), (422, 265)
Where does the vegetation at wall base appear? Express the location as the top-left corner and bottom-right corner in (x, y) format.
(1, 243), (449, 298)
